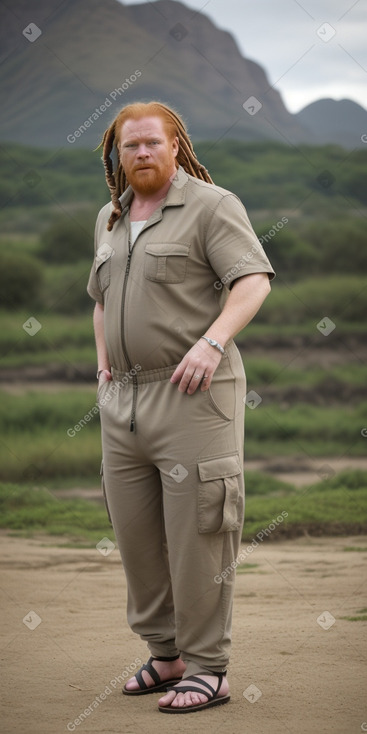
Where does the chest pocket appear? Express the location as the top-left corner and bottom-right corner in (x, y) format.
(144, 242), (190, 283)
(95, 243), (114, 292)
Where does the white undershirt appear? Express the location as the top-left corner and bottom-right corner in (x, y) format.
(130, 220), (147, 245)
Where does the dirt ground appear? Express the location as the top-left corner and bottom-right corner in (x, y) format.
(1, 533), (366, 734)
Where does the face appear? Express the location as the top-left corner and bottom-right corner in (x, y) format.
(119, 116), (179, 195)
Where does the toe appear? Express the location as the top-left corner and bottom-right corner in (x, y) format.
(189, 692), (202, 705)
(173, 692), (186, 708)
(186, 691), (208, 707)
(158, 690), (176, 707)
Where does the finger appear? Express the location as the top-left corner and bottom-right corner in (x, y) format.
(177, 371), (196, 393)
(186, 371), (207, 394)
(177, 367), (200, 393)
(170, 363), (186, 384)
(200, 373), (211, 391)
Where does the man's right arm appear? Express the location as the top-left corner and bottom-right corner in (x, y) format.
(93, 302), (112, 383)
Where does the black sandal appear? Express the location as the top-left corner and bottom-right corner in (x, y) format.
(158, 672), (230, 713)
(122, 655), (183, 696)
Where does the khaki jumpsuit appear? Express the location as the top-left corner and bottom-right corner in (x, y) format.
(87, 166), (275, 678)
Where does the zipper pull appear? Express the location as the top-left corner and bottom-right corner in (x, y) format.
(130, 418), (135, 432)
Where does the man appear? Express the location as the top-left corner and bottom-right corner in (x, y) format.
(87, 101), (275, 714)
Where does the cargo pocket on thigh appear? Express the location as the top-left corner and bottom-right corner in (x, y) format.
(100, 460), (112, 526)
(197, 454), (242, 533)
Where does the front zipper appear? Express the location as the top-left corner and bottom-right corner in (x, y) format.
(120, 210), (162, 431)
(121, 235), (138, 432)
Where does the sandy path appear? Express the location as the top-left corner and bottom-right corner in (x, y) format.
(1, 532), (366, 734)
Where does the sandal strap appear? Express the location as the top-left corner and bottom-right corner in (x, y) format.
(165, 684), (212, 698)
(166, 673), (224, 700)
(134, 655), (181, 690)
(135, 657), (161, 690)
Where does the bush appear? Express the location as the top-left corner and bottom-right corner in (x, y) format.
(0, 250), (43, 308)
(39, 209), (96, 263)
(301, 218), (367, 274)
(42, 260), (93, 313)
(255, 222), (318, 279)
(255, 276), (367, 324)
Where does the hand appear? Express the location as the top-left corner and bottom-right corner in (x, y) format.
(98, 369), (112, 385)
(170, 339), (222, 394)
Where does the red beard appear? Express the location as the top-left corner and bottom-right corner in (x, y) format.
(124, 159), (176, 195)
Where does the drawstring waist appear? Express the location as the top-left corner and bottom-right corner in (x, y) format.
(111, 364), (178, 385)
(110, 364), (179, 431)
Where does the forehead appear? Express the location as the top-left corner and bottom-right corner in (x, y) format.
(120, 116), (167, 143)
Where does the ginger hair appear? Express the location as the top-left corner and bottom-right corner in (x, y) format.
(97, 101), (214, 231)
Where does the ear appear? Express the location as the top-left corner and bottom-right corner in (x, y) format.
(172, 136), (179, 158)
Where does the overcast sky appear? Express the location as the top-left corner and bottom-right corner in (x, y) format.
(122, 0), (367, 112)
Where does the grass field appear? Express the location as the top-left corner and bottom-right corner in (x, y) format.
(1, 258), (366, 540)
(1, 470), (366, 545)
(1, 140), (366, 548)
(0, 387), (366, 483)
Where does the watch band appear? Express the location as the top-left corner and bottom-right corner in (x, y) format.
(200, 336), (225, 354)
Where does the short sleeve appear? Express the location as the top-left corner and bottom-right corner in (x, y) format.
(205, 194), (275, 288)
(87, 210), (106, 305)
(87, 264), (104, 304)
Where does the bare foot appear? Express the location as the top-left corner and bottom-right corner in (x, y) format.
(158, 673), (229, 709)
(124, 657), (186, 692)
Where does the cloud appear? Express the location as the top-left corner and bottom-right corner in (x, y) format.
(123, 0), (367, 112)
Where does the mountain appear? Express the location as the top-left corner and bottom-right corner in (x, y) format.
(0, 0), (362, 148)
(0, 0), (313, 148)
(296, 99), (367, 149)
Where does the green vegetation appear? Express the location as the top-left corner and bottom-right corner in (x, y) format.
(2, 141), (366, 218)
(245, 358), (367, 388)
(340, 612), (367, 622)
(245, 403), (367, 458)
(0, 390), (365, 483)
(0, 483), (111, 542)
(0, 251), (43, 309)
(242, 470), (367, 541)
(252, 276), (367, 324)
(0, 144), (106, 216)
(1, 470), (366, 544)
(1, 141), (367, 316)
(0, 140), (365, 541)
(0, 274), (366, 366)
(39, 210), (96, 264)
(195, 140), (367, 212)
(0, 311), (95, 367)
(244, 472), (291, 496)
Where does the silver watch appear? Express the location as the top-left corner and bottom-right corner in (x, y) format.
(200, 336), (225, 354)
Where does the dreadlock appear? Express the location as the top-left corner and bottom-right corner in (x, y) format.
(97, 101), (214, 231)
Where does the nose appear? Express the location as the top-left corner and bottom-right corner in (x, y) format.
(136, 144), (151, 158)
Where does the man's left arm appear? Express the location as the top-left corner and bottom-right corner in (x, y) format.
(170, 272), (271, 394)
